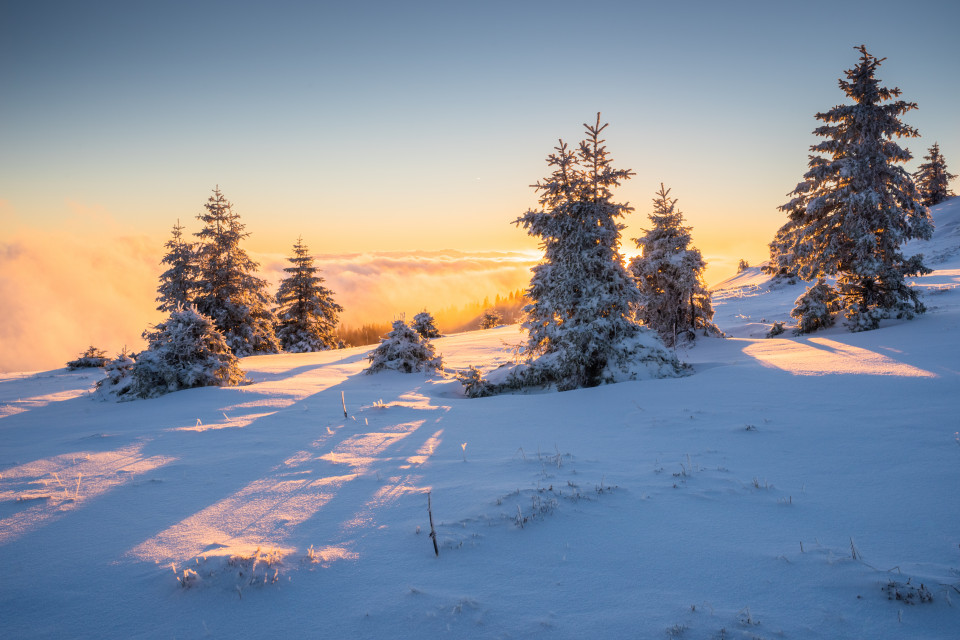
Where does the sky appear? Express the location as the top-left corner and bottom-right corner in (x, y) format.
(2, 0), (959, 372)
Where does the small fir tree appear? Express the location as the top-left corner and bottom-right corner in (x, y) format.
(512, 115), (681, 391)
(365, 319), (442, 374)
(913, 142), (956, 206)
(411, 311), (441, 339)
(156, 220), (198, 313)
(630, 184), (720, 346)
(193, 187), (281, 355)
(457, 366), (494, 398)
(777, 46), (933, 332)
(479, 308), (502, 330)
(791, 278), (841, 334)
(67, 345), (109, 370)
(275, 237), (344, 352)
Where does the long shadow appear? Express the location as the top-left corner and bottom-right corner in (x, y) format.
(243, 350), (372, 384)
(122, 371), (451, 566)
(0, 350), (456, 572)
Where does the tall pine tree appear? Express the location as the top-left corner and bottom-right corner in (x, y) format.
(156, 219), (197, 312)
(193, 187), (281, 356)
(630, 184), (719, 346)
(514, 115), (680, 390)
(275, 237), (344, 352)
(777, 46), (933, 332)
(913, 142), (956, 206)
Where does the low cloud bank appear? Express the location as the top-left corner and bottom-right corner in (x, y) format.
(1, 238), (537, 373)
(260, 249), (537, 328)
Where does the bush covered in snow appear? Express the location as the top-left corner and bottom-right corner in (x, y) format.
(95, 349), (137, 398)
(456, 365), (494, 398)
(97, 307), (245, 400)
(66, 346), (110, 370)
(364, 320), (443, 374)
(792, 279), (840, 334)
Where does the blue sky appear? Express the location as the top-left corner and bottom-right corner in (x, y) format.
(1, 0), (959, 369)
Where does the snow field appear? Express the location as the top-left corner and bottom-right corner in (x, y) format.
(1, 201), (958, 638)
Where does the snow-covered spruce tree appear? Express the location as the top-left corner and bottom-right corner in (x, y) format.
(67, 345), (109, 369)
(777, 46), (933, 332)
(479, 308), (502, 330)
(131, 306), (246, 398)
(630, 184), (720, 346)
(509, 115), (681, 391)
(913, 142), (956, 206)
(364, 319), (442, 374)
(193, 187), (281, 355)
(156, 220), (198, 313)
(275, 237), (344, 352)
(791, 278), (841, 334)
(411, 311), (441, 339)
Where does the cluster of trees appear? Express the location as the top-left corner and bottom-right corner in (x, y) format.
(97, 187), (344, 399)
(768, 46), (952, 333)
(461, 115), (714, 395)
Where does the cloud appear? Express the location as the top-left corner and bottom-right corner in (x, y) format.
(1, 228), (537, 373)
(259, 249), (537, 327)
(0, 226), (164, 374)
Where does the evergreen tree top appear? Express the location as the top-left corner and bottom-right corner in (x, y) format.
(810, 45), (919, 158)
(526, 113), (635, 215)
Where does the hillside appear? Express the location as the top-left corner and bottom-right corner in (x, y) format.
(0, 199), (958, 638)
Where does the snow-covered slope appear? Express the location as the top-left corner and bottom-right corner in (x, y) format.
(1, 200), (959, 639)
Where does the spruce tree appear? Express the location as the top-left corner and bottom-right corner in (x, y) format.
(411, 311), (441, 339)
(514, 115), (680, 390)
(156, 220), (198, 313)
(479, 308), (502, 330)
(193, 187), (281, 355)
(275, 237), (344, 352)
(777, 46), (933, 332)
(914, 142), (956, 206)
(630, 184), (719, 346)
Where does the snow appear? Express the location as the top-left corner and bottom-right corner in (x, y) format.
(2, 199), (959, 638)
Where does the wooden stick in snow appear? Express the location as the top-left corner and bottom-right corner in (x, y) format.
(428, 491), (439, 557)
(341, 391), (347, 419)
